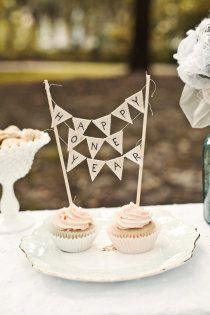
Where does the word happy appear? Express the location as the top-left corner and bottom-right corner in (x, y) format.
(51, 90), (144, 133)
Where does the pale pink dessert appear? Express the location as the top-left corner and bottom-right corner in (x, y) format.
(53, 204), (94, 231)
(51, 203), (97, 253)
(116, 203), (151, 229)
(0, 125), (43, 148)
(108, 202), (159, 254)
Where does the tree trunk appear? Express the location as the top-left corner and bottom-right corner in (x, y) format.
(130, 0), (151, 71)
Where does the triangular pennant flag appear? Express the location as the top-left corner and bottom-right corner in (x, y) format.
(106, 157), (124, 180)
(125, 145), (142, 166)
(67, 150), (86, 172)
(68, 128), (85, 150)
(92, 115), (111, 136)
(86, 137), (104, 158)
(106, 130), (123, 154)
(112, 102), (133, 124)
(126, 90), (144, 113)
(87, 159), (105, 181)
(51, 104), (72, 127)
(72, 117), (91, 134)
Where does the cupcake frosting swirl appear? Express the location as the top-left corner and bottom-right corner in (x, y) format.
(53, 203), (93, 231)
(116, 202), (151, 229)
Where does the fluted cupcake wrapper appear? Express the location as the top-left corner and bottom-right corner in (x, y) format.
(108, 229), (159, 254)
(52, 230), (97, 253)
(50, 223), (97, 253)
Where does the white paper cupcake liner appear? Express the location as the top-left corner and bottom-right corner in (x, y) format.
(108, 229), (159, 254)
(52, 231), (97, 253)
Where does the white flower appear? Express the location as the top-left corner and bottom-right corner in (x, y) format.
(174, 18), (210, 89)
(174, 30), (197, 64)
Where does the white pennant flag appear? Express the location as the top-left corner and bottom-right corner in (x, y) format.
(106, 130), (123, 154)
(92, 115), (111, 136)
(67, 150), (86, 172)
(51, 104), (72, 127)
(112, 102), (133, 124)
(72, 117), (91, 134)
(86, 137), (104, 158)
(106, 157), (124, 180)
(87, 159), (105, 181)
(126, 90), (144, 113)
(68, 128), (85, 150)
(125, 145), (142, 166)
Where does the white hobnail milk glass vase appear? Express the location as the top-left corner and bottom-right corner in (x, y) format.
(0, 132), (50, 234)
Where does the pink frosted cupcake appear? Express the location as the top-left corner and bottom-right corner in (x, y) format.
(51, 203), (97, 253)
(108, 202), (159, 254)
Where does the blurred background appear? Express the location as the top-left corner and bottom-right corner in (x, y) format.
(0, 0), (209, 209)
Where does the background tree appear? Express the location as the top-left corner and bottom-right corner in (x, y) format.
(129, 0), (151, 71)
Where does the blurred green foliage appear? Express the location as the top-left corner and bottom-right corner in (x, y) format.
(151, 0), (210, 62)
(0, 0), (209, 62)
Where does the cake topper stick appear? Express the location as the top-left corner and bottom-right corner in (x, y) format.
(44, 80), (73, 205)
(136, 74), (151, 206)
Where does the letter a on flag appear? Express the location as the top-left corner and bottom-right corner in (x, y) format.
(106, 157), (124, 180)
(72, 117), (91, 134)
(67, 150), (86, 172)
(52, 104), (72, 127)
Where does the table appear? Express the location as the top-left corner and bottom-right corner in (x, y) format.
(1, 203), (209, 315)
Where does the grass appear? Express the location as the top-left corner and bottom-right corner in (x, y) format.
(0, 61), (127, 84)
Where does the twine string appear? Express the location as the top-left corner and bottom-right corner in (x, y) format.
(150, 78), (157, 98)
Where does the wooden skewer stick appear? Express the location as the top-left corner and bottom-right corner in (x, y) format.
(136, 74), (151, 206)
(44, 80), (73, 205)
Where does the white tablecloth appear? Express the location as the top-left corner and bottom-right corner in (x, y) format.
(1, 203), (209, 315)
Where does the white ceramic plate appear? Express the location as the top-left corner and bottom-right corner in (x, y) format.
(20, 208), (200, 282)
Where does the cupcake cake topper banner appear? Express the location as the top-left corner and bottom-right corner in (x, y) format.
(44, 74), (151, 206)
